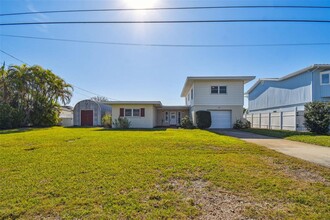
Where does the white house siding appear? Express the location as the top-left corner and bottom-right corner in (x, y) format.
(112, 104), (156, 128)
(190, 105), (242, 128)
(192, 80), (244, 106)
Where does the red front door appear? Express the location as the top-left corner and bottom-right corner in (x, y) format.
(81, 110), (93, 126)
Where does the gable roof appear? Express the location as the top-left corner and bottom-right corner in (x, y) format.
(180, 76), (255, 97)
(246, 64), (330, 95)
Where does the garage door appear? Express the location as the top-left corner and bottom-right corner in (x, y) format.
(210, 111), (232, 129)
(81, 110), (93, 126)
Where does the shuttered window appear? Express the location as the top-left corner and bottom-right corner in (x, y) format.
(141, 108), (145, 117)
(120, 108), (124, 117)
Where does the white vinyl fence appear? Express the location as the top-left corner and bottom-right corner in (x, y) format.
(245, 110), (306, 131)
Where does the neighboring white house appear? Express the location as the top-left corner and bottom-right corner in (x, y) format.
(108, 76), (255, 129)
(59, 106), (73, 127)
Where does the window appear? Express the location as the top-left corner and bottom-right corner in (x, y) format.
(165, 112), (169, 122)
(125, 109), (132, 117)
(219, 86), (227, 94)
(191, 89), (194, 100)
(321, 72), (330, 85)
(211, 86), (218, 94)
(211, 86), (227, 94)
(123, 108), (143, 117)
(133, 109), (140, 117)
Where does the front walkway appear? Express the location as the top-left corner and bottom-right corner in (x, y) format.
(213, 129), (330, 168)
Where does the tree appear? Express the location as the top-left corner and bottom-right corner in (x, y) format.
(304, 102), (330, 134)
(0, 64), (73, 128)
(91, 96), (108, 102)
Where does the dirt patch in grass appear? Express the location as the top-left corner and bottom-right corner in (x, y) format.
(263, 157), (329, 185)
(166, 179), (260, 220)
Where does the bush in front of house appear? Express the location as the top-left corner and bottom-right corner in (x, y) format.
(180, 115), (194, 129)
(304, 102), (330, 134)
(196, 111), (211, 129)
(233, 119), (251, 129)
(102, 113), (112, 128)
(113, 117), (131, 129)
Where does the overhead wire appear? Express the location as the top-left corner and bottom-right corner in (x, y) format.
(2, 34), (330, 48)
(1, 5), (330, 16)
(2, 19), (330, 26)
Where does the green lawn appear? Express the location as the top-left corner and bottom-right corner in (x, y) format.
(0, 127), (329, 219)
(244, 128), (330, 147)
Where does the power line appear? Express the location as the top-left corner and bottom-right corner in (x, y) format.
(2, 19), (330, 26)
(0, 49), (28, 64)
(1, 5), (330, 16)
(2, 34), (330, 48)
(0, 49), (119, 101)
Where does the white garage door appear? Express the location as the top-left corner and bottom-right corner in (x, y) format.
(210, 111), (232, 129)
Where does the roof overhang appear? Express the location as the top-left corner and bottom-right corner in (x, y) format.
(180, 76), (256, 97)
(158, 105), (189, 110)
(106, 101), (162, 107)
(245, 64), (330, 95)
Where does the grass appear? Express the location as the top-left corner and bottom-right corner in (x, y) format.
(0, 127), (329, 219)
(244, 128), (330, 147)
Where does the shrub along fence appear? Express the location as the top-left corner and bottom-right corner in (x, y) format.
(245, 110), (306, 131)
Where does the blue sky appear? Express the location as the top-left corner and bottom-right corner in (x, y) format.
(1, 0), (330, 107)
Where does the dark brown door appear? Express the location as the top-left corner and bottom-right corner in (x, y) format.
(81, 110), (93, 126)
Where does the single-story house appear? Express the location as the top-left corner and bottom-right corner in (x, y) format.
(73, 99), (112, 126)
(107, 76), (255, 128)
(109, 101), (189, 128)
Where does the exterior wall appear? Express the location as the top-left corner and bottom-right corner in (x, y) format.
(193, 80), (244, 106)
(59, 107), (73, 127)
(74, 100), (101, 126)
(190, 105), (243, 127)
(185, 84), (194, 106)
(156, 109), (189, 126)
(312, 71), (330, 101)
(111, 104), (156, 128)
(249, 71), (313, 112)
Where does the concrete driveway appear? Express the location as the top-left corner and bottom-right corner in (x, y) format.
(212, 129), (330, 168)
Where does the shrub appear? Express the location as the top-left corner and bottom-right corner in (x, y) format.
(102, 113), (112, 128)
(196, 111), (211, 129)
(113, 117), (131, 129)
(0, 103), (13, 129)
(180, 115), (194, 129)
(233, 119), (251, 129)
(304, 102), (330, 134)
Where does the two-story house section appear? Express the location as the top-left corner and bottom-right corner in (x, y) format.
(246, 64), (330, 114)
(181, 76), (255, 128)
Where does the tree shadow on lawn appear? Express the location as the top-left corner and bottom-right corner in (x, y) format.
(207, 129), (281, 140)
(93, 128), (168, 132)
(244, 128), (327, 138)
(0, 127), (34, 135)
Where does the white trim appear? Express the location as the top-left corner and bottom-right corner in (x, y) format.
(320, 71), (330, 85)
